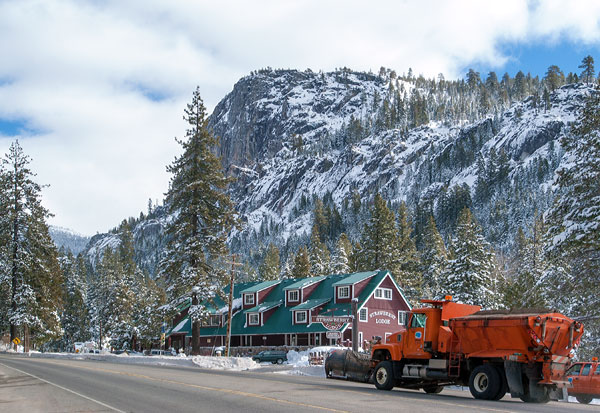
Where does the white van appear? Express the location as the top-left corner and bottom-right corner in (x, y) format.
(74, 342), (85, 353)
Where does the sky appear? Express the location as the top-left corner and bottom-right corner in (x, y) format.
(1, 0), (600, 235)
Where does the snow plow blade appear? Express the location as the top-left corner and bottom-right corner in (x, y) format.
(325, 349), (373, 383)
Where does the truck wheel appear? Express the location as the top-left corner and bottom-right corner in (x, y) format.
(373, 361), (395, 391)
(423, 386), (443, 394)
(277, 358), (283, 364)
(576, 395), (593, 404)
(492, 365), (508, 400)
(469, 365), (501, 400)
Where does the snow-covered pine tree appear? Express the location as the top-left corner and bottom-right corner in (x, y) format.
(394, 202), (423, 300)
(0, 141), (63, 350)
(442, 208), (499, 308)
(419, 215), (448, 300)
(545, 85), (600, 357)
(259, 243), (280, 281)
(159, 87), (236, 354)
(360, 193), (400, 274)
(291, 246), (311, 278)
(332, 233), (352, 274)
(309, 225), (331, 276)
(59, 251), (90, 349)
(503, 216), (548, 309)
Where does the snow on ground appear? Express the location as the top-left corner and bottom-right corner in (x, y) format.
(277, 346), (342, 377)
(191, 355), (260, 370)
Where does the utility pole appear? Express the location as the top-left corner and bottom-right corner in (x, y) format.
(351, 298), (358, 352)
(224, 254), (242, 357)
(192, 286), (200, 355)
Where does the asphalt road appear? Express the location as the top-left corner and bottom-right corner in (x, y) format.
(0, 354), (597, 413)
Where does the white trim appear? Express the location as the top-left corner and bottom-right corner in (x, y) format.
(295, 310), (308, 324)
(338, 286), (350, 299)
(244, 293), (255, 306)
(288, 290), (299, 303)
(359, 332), (363, 348)
(359, 307), (368, 322)
(248, 313), (259, 326)
(375, 287), (393, 300)
(398, 310), (408, 325)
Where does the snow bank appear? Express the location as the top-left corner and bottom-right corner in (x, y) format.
(192, 356), (260, 371)
(278, 346), (341, 377)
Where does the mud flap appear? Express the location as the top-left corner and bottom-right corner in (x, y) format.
(504, 360), (524, 397)
(528, 379), (548, 400)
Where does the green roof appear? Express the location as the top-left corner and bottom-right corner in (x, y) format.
(245, 300), (283, 313)
(291, 297), (331, 310)
(166, 317), (191, 336)
(283, 275), (327, 290)
(332, 271), (377, 286)
(240, 280), (281, 293)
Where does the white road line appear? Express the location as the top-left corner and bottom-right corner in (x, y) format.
(0, 361), (126, 413)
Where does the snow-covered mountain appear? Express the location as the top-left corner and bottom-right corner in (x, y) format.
(82, 69), (591, 277)
(49, 226), (90, 255)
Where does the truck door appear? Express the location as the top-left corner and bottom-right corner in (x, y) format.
(403, 313), (427, 358)
(575, 363), (592, 393)
(593, 363), (600, 394)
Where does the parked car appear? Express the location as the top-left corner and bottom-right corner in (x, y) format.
(566, 358), (600, 404)
(149, 349), (176, 356)
(252, 350), (287, 364)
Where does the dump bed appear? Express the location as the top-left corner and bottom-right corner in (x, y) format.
(448, 309), (583, 383)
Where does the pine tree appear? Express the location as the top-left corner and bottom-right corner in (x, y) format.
(420, 216), (448, 299)
(442, 208), (498, 308)
(579, 55), (595, 84)
(309, 226), (331, 276)
(394, 202), (422, 299)
(291, 246), (311, 278)
(545, 86), (600, 356)
(360, 194), (400, 273)
(60, 252), (90, 348)
(332, 233), (353, 274)
(259, 243), (280, 281)
(0, 141), (63, 350)
(544, 65), (564, 91)
(503, 217), (547, 309)
(159, 87), (236, 354)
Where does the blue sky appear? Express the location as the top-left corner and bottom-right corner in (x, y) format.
(462, 41), (600, 80)
(1, 0), (600, 234)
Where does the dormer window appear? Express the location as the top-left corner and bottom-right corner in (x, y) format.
(295, 311), (307, 324)
(288, 290), (299, 302)
(375, 287), (392, 300)
(244, 293), (255, 305)
(248, 313), (259, 325)
(338, 286), (350, 299)
(209, 315), (220, 326)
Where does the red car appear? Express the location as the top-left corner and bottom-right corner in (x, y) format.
(566, 358), (600, 404)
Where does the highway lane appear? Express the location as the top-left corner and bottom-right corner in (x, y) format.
(0, 354), (596, 413)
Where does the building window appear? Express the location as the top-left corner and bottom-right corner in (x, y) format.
(398, 311), (407, 325)
(209, 315), (220, 326)
(338, 286), (350, 299)
(295, 311), (307, 324)
(359, 332), (363, 349)
(288, 290), (299, 302)
(248, 313), (259, 325)
(244, 293), (255, 305)
(375, 288), (392, 300)
(359, 307), (368, 322)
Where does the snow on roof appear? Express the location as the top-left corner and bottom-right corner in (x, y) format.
(283, 276), (327, 290)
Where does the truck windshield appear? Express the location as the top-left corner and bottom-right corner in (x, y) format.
(411, 313), (427, 328)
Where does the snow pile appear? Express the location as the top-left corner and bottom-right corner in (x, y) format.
(278, 346), (341, 377)
(286, 349), (309, 367)
(192, 356), (260, 371)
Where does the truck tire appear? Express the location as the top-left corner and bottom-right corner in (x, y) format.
(423, 385), (443, 394)
(469, 365), (501, 400)
(575, 395), (593, 404)
(373, 361), (395, 391)
(492, 365), (508, 401)
(276, 358), (283, 364)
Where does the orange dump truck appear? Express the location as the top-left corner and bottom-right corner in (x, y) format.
(371, 297), (584, 403)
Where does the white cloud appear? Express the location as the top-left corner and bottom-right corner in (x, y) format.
(0, 0), (599, 234)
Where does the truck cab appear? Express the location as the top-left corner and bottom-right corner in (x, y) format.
(372, 297), (480, 362)
(566, 359), (600, 404)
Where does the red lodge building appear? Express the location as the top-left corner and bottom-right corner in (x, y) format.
(166, 270), (411, 352)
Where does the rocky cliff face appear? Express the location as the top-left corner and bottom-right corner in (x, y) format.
(82, 68), (590, 276)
